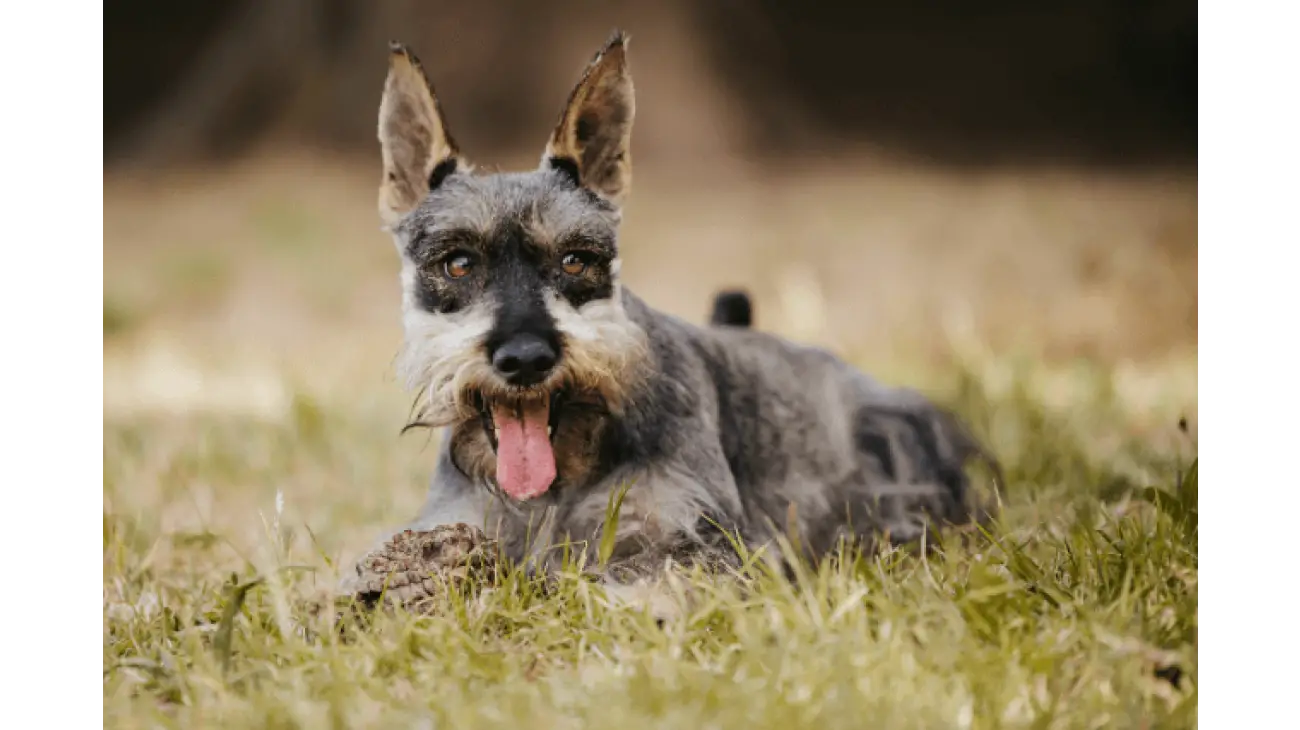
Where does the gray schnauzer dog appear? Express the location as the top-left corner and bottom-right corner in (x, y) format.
(345, 31), (1000, 594)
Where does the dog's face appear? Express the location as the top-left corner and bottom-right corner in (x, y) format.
(378, 33), (646, 503)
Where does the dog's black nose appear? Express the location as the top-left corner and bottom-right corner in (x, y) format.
(492, 334), (558, 385)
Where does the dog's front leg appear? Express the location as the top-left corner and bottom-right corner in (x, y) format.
(553, 466), (748, 620)
(589, 538), (747, 622)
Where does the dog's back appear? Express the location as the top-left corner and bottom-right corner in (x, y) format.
(626, 292), (996, 556)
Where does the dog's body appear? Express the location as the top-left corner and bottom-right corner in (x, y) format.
(405, 288), (994, 570)
(347, 32), (997, 588)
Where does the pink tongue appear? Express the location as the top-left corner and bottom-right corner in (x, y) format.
(492, 402), (556, 501)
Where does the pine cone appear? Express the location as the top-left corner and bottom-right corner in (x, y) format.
(345, 523), (499, 613)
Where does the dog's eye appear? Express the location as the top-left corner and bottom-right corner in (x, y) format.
(560, 252), (590, 276)
(444, 254), (473, 279)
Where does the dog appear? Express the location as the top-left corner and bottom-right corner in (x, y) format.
(345, 31), (1000, 595)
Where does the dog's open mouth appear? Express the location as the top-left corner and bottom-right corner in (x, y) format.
(476, 391), (563, 502)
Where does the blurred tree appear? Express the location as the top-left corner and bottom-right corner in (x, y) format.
(687, 0), (1195, 165)
(106, 0), (1194, 169)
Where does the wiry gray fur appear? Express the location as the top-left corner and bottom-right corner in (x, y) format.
(342, 32), (1001, 595)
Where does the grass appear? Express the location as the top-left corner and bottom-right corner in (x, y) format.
(103, 359), (1197, 729)
(104, 155), (1196, 728)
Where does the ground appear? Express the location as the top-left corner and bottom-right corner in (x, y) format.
(104, 153), (1197, 729)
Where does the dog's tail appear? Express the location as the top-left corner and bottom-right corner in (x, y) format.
(709, 289), (753, 328)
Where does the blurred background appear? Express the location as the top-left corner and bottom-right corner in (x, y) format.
(104, 0), (1197, 420)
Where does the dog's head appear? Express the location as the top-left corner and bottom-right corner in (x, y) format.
(378, 32), (646, 502)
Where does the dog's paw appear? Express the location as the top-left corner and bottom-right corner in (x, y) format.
(341, 523), (499, 614)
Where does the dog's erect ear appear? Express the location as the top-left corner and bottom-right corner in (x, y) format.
(378, 42), (461, 228)
(543, 31), (635, 207)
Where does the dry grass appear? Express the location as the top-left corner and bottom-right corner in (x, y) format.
(104, 154), (1197, 728)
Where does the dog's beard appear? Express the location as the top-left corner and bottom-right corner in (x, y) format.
(397, 293), (648, 501)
